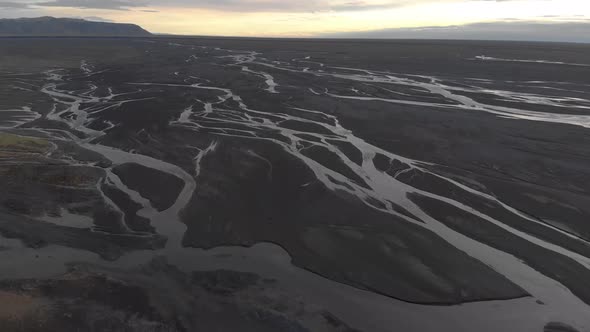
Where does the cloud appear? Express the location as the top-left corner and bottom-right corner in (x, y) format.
(152, 0), (443, 12)
(34, 0), (146, 10)
(0, 1), (32, 8)
(3, 0), (453, 13)
(66, 15), (114, 22)
(153, 0), (326, 12)
(3, 0), (529, 13)
(329, 1), (407, 11)
(318, 20), (590, 43)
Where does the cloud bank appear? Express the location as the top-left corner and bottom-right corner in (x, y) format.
(0, 0), (453, 12)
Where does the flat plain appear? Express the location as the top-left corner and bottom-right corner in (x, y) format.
(1, 37), (590, 332)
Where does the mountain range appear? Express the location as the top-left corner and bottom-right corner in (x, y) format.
(0, 17), (151, 36)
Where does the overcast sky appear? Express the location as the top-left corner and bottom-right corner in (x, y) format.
(0, 0), (589, 40)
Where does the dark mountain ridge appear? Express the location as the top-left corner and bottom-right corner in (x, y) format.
(0, 17), (151, 36)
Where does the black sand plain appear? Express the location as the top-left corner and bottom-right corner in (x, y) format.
(0, 37), (590, 331)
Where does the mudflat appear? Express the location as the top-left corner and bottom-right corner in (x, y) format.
(0, 37), (589, 332)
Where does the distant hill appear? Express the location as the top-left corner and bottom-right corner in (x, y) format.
(319, 21), (590, 44)
(0, 17), (151, 37)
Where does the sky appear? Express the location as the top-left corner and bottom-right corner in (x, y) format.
(0, 0), (589, 40)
